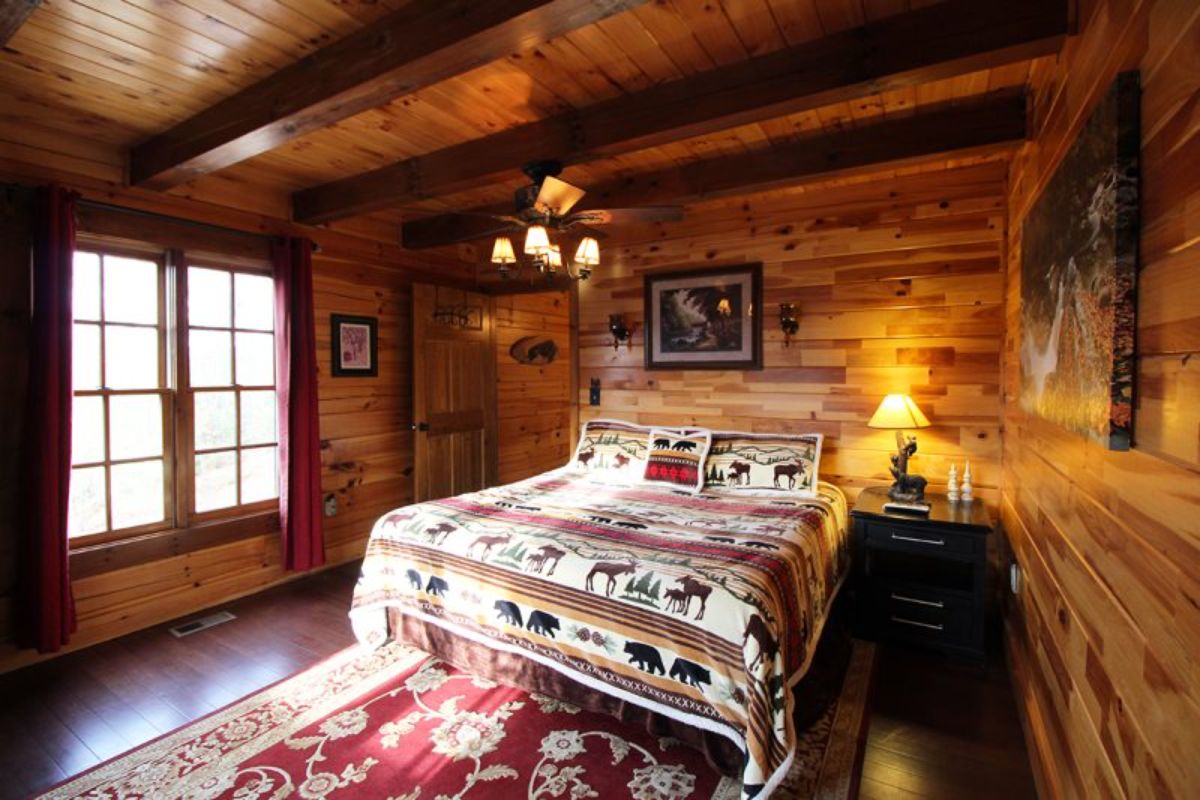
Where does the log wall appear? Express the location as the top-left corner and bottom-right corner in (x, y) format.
(0, 165), (472, 673)
(493, 291), (575, 484)
(576, 161), (1008, 509)
(1001, 0), (1200, 797)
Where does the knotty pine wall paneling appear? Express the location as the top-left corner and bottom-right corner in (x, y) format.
(1001, 0), (1200, 797)
(577, 162), (1007, 509)
(0, 163), (474, 673)
(493, 291), (575, 484)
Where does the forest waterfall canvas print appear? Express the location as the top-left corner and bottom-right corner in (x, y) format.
(644, 263), (762, 370)
(1019, 71), (1139, 450)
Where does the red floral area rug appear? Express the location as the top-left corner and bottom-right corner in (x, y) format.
(37, 641), (874, 800)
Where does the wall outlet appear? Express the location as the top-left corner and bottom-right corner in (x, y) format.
(324, 494), (338, 517)
(589, 378), (601, 405)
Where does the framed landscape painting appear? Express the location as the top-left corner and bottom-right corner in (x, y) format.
(330, 313), (378, 377)
(1019, 71), (1139, 450)
(644, 263), (762, 370)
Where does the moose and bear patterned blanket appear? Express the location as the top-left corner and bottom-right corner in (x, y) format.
(350, 470), (848, 798)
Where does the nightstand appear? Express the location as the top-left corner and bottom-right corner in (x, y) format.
(850, 486), (992, 660)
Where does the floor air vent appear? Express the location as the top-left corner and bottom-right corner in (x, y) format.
(169, 610), (236, 638)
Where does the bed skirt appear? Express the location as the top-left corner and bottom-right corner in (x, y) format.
(385, 602), (852, 779)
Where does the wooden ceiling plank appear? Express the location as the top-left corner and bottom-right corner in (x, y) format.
(129, 0), (646, 189)
(0, 0), (37, 47)
(400, 93), (1027, 248)
(297, 0), (1065, 224)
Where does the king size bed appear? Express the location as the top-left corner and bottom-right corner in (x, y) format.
(350, 421), (850, 798)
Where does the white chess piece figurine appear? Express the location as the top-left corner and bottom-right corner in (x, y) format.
(962, 461), (974, 503)
(947, 463), (959, 503)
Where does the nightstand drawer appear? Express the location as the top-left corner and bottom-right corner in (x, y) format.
(863, 520), (977, 557)
(868, 584), (974, 645)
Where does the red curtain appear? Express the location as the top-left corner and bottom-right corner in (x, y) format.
(17, 185), (79, 652)
(273, 237), (325, 571)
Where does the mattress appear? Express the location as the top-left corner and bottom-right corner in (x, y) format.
(350, 470), (849, 797)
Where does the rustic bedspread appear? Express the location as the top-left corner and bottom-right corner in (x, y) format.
(350, 471), (849, 798)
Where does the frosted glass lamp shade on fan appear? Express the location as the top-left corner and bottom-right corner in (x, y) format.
(490, 236), (516, 265)
(524, 225), (551, 256)
(575, 236), (600, 266)
(868, 394), (932, 511)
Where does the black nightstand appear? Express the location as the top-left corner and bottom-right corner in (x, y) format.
(850, 486), (992, 660)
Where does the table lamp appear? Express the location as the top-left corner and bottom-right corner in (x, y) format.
(868, 394), (932, 513)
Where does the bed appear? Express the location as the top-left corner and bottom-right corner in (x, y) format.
(350, 467), (849, 798)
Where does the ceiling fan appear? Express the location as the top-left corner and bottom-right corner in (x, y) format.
(404, 160), (684, 281)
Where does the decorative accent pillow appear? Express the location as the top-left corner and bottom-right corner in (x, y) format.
(641, 428), (712, 494)
(703, 431), (823, 497)
(570, 419), (652, 484)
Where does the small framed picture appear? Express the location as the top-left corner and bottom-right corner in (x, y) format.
(330, 314), (378, 377)
(644, 263), (762, 370)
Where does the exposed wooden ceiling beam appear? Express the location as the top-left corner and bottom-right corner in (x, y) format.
(0, 0), (39, 46)
(129, 0), (644, 191)
(294, 0), (1066, 225)
(400, 93), (1028, 249)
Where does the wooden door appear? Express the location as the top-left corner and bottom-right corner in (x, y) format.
(412, 284), (496, 502)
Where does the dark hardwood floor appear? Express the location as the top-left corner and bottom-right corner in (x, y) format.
(0, 563), (1036, 799)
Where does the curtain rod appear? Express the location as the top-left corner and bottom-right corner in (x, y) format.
(77, 198), (322, 252)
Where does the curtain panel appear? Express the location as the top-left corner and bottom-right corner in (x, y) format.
(272, 237), (325, 571)
(17, 185), (79, 653)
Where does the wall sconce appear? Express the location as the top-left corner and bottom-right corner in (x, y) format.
(609, 314), (631, 351)
(779, 303), (799, 346)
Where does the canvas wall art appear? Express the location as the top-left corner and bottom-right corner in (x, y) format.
(1019, 71), (1139, 450)
(644, 263), (762, 370)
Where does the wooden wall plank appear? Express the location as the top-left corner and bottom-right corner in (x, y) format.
(1002, 0), (1200, 797)
(575, 162), (1006, 510)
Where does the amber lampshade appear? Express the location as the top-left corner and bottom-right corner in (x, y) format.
(490, 236), (516, 265)
(574, 236), (600, 267)
(524, 225), (551, 255)
(867, 394), (931, 430)
(546, 244), (563, 269)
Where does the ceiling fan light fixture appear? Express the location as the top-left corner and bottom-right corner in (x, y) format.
(490, 236), (516, 265)
(575, 236), (600, 267)
(546, 244), (562, 273)
(524, 224), (550, 255)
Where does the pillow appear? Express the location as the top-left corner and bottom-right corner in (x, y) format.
(642, 428), (712, 494)
(703, 431), (823, 497)
(570, 418), (651, 484)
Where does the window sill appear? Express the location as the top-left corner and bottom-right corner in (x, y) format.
(69, 511), (281, 578)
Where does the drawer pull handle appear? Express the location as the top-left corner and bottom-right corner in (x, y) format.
(891, 532), (944, 546)
(891, 593), (944, 608)
(891, 615), (944, 631)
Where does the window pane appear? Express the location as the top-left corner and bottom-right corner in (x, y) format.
(189, 329), (232, 387)
(234, 273), (274, 331)
(111, 460), (164, 529)
(73, 252), (100, 321)
(72, 396), (105, 465)
(195, 451), (237, 512)
(194, 390), (236, 450)
(103, 255), (158, 325)
(109, 394), (163, 460)
(235, 331), (274, 385)
(189, 267), (231, 328)
(73, 323), (101, 390)
(68, 466), (107, 537)
(105, 325), (159, 389)
(241, 446), (278, 503)
(240, 390), (276, 445)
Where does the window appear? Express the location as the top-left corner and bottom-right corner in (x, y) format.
(186, 265), (279, 515)
(68, 246), (278, 544)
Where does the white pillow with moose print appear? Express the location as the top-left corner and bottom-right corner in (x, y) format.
(702, 431), (823, 497)
(569, 418), (651, 485)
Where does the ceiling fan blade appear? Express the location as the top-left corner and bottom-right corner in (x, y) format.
(402, 213), (523, 249)
(535, 175), (587, 216)
(564, 206), (685, 226)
